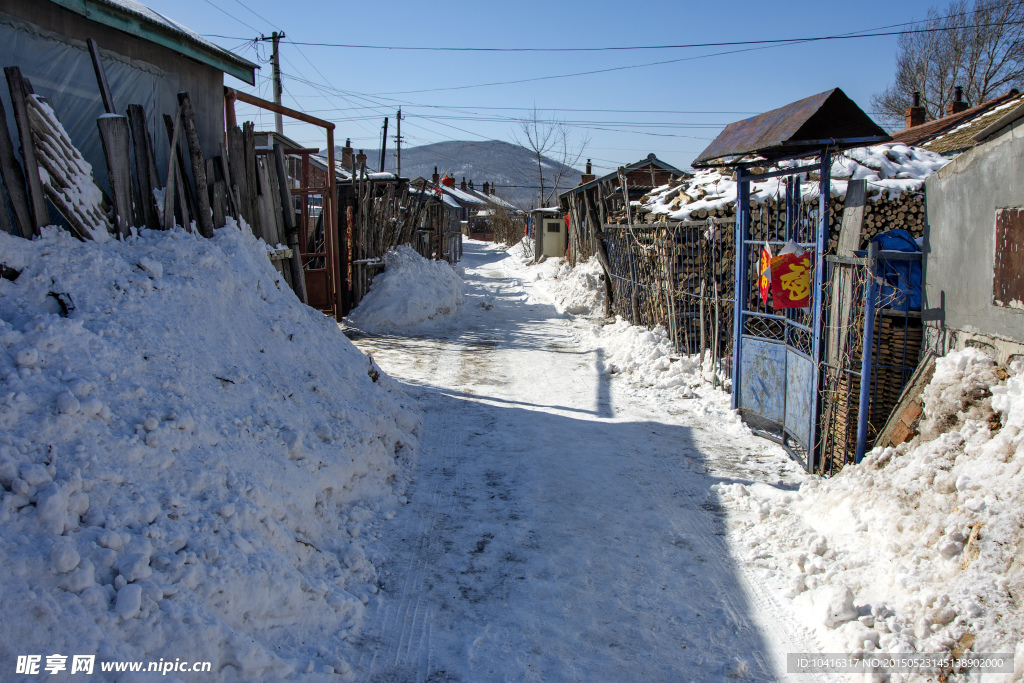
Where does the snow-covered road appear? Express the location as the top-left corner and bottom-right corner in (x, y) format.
(347, 242), (814, 681)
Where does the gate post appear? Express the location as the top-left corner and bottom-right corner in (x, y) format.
(731, 168), (749, 410)
(855, 241), (878, 463)
(808, 147), (832, 472)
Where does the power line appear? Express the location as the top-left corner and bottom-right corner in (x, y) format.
(278, 18), (1024, 52)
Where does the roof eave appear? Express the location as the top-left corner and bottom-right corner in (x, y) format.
(49, 0), (257, 84)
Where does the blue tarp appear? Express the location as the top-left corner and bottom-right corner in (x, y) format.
(873, 229), (922, 311)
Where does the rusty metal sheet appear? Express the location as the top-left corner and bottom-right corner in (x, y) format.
(694, 88), (889, 167)
(994, 207), (1024, 309)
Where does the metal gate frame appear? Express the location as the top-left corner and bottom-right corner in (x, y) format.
(731, 147), (832, 471)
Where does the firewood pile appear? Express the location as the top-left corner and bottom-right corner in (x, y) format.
(821, 315), (924, 474)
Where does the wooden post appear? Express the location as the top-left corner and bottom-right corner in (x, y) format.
(0, 96), (33, 237)
(97, 115), (134, 239)
(163, 113), (195, 228)
(177, 92), (213, 237)
(327, 126), (342, 319)
(274, 143), (308, 305)
(87, 39), (116, 115)
(126, 104), (159, 230)
(212, 181), (226, 229)
(163, 107), (182, 231)
(5, 67), (47, 235)
(243, 122), (261, 237)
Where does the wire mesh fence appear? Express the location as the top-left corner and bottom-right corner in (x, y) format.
(603, 219), (735, 386)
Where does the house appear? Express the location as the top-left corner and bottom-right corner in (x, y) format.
(891, 87), (1024, 157)
(922, 99), (1024, 365)
(557, 154), (688, 263)
(0, 0), (256, 191)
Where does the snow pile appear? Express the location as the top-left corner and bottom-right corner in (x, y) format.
(346, 245), (464, 333)
(644, 143), (949, 221)
(0, 226), (420, 679)
(590, 319), (703, 395)
(714, 348), (1024, 678)
(549, 258), (606, 317)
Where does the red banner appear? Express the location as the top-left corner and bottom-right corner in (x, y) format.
(770, 252), (813, 309)
(758, 244), (772, 304)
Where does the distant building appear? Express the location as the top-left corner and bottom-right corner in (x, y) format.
(891, 87), (1024, 158)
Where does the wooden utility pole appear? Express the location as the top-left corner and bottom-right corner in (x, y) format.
(395, 108), (403, 177)
(271, 32), (284, 135)
(379, 117), (388, 172)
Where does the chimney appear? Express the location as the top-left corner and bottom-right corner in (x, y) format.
(490, 183), (496, 196)
(461, 177), (467, 191)
(946, 85), (968, 115)
(580, 158), (596, 185)
(432, 166), (439, 185)
(905, 91), (926, 130)
(342, 138), (354, 169)
(356, 149), (367, 169)
(468, 179), (474, 191)
(483, 181), (489, 195)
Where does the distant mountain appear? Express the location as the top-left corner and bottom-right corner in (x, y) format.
(337, 140), (584, 209)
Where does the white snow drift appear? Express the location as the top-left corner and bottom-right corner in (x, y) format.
(0, 226), (420, 679)
(345, 245), (464, 333)
(715, 348), (1024, 679)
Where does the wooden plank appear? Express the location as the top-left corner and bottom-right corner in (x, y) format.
(243, 122), (261, 237)
(126, 104), (158, 230)
(212, 180), (226, 229)
(828, 178), (866, 365)
(226, 128), (248, 225)
(0, 95), (33, 237)
(163, 113), (193, 230)
(162, 108), (182, 231)
(176, 92), (213, 237)
(274, 143), (308, 305)
(5, 67), (47, 235)
(87, 39), (116, 115)
(217, 145), (239, 219)
(96, 114), (134, 239)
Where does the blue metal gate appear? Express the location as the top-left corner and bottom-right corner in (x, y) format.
(731, 149), (831, 471)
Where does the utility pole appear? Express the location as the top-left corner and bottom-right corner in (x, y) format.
(270, 31), (285, 135)
(379, 117), (389, 172)
(395, 108), (404, 177)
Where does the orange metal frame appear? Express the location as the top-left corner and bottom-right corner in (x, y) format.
(224, 87), (343, 320)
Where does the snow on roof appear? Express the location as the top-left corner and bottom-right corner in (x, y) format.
(310, 154), (397, 182)
(50, 0), (256, 82)
(439, 185), (488, 206)
(643, 142), (949, 221)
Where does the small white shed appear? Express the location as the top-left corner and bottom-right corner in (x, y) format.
(532, 207), (566, 258)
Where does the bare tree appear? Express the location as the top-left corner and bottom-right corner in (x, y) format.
(873, 0), (1024, 129)
(511, 107), (589, 207)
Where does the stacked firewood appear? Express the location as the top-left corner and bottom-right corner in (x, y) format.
(612, 192), (926, 252)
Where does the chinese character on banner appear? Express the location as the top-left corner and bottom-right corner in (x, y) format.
(758, 242), (773, 304)
(71, 655), (95, 675)
(770, 251), (813, 309)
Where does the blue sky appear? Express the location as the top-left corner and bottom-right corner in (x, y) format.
(146, 0), (942, 173)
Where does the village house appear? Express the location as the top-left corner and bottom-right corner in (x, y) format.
(0, 0), (255, 194)
(891, 86), (1024, 157)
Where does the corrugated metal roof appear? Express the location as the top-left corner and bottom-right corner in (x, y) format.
(46, 0), (256, 84)
(693, 88), (889, 167)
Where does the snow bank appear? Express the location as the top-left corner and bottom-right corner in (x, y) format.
(0, 226), (420, 679)
(644, 143), (949, 221)
(715, 348), (1024, 679)
(345, 245), (464, 333)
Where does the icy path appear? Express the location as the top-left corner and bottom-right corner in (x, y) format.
(347, 242), (814, 682)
